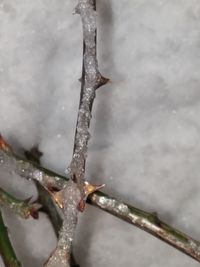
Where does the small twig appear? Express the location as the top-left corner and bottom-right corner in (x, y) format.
(0, 188), (40, 219)
(0, 210), (22, 267)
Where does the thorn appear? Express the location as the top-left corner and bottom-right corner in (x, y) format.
(50, 191), (64, 209)
(96, 75), (110, 89)
(28, 203), (42, 219)
(78, 182), (105, 212)
(84, 181), (105, 196)
(74, 4), (80, 15)
(78, 199), (85, 212)
(29, 207), (39, 219)
(24, 146), (43, 164)
(42, 184), (64, 209)
(0, 135), (12, 152)
(24, 196), (33, 204)
(46, 185), (60, 192)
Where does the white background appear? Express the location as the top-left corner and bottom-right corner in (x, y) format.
(1, 0), (200, 266)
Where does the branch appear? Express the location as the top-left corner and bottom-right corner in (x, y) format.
(89, 191), (200, 262)
(1, 140), (200, 262)
(44, 1), (108, 266)
(0, 149), (66, 190)
(0, 210), (22, 267)
(69, 0), (108, 194)
(24, 147), (63, 235)
(0, 188), (40, 219)
(24, 148), (79, 267)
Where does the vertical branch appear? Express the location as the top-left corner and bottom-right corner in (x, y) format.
(69, 0), (108, 195)
(45, 1), (108, 266)
(0, 211), (22, 267)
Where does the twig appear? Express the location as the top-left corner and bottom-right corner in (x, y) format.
(0, 210), (22, 267)
(44, 1), (109, 266)
(0, 188), (40, 219)
(24, 148), (79, 267)
(69, 0), (108, 194)
(24, 147), (63, 235)
(89, 191), (200, 262)
(0, 149), (66, 190)
(1, 141), (200, 262)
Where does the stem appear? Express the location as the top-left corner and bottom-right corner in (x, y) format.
(0, 149), (66, 189)
(0, 211), (22, 267)
(1, 144), (200, 261)
(89, 191), (200, 262)
(0, 188), (40, 219)
(44, 1), (107, 266)
(24, 148), (79, 267)
(69, 0), (108, 192)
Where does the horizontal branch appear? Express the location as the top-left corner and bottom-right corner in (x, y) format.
(0, 149), (66, 190)
(88, 191), (200, 262)
(1, 141), (200, 262)
(0, 210), (22, 267)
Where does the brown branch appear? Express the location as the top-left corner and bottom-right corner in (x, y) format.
(1, 136), (200, 262)
(1, 139), (200, 262)
(44, 1), (108, 266)
(89, 191), (200, 262)
(0, 210), (22, 267)
(69, 0), (108, 194)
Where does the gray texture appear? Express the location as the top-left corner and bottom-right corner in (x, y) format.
(1, 0), (200, 266)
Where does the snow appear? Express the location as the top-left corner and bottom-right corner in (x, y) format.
(1, 0), (200, 266)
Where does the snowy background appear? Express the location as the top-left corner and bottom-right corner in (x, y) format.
(1, 0), (200, 266)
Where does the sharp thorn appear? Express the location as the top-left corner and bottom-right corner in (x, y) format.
(24, 196), (33, 204)
(96, 75), (110, 89)
(0, 135), (12, 152)
(84, 181), (105, 196)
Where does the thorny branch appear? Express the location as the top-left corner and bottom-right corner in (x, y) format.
(0, 1), (200, 266)
(89, 192), (200, 262)
(44, 1), (107, 266)
(25, 149), (80, 267)
(1, 145), (200, 262)
(69, 0), (108, 193)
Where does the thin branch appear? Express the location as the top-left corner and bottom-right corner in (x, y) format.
(24, 147), (63, 236)
(1, 144), (200, 262)
(0, 149), (66, 190)
(69, 0), (108, 195)
(24, 148), (80, 267)
(89, 191), (200, 262)
(44, 1), (107, 266)
(0, 210), (22, 267)
(0, 188), (40, 219)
